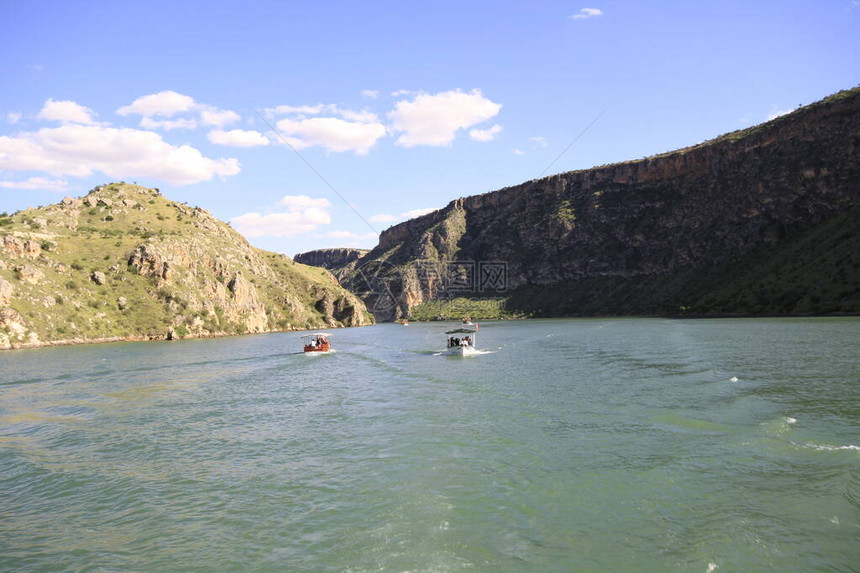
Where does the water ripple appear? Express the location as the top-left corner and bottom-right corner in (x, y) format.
(1, 318), (858, 572)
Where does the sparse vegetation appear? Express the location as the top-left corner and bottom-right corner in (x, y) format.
(500, 206), (860, 318)
(409, 297), (525, 321)
(0, 182), (373, 349)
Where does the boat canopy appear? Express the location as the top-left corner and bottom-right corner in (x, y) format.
(301, 332), (332, 338)
(445, 328), (476, 335)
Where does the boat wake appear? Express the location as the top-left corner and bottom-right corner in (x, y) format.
(303, 350), (336, 356)
(432, 349), (496, 357)
(759, 416), (797, 437)
(795, 442), (860, 453)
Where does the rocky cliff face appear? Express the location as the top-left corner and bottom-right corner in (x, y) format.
(0, 183), (373, 349)
(342, 87), (860, 320)
(294, 248), (368, 279)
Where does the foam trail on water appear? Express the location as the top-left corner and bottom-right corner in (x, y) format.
(802, 443), (860, 452)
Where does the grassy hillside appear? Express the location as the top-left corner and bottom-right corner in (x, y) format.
(0, 183), (373, 349)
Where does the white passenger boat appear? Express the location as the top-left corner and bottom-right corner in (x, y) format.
(444, 328), (478, 356)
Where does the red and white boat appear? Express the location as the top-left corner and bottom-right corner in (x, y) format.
(302, 333), (332, 354)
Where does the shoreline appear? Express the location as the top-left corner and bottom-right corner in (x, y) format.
(0, 324), (371, 352)
(4, 313), (858, 352)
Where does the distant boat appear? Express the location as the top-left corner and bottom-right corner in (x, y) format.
(461, 317), (472, 325)
(302, 332), (332, 353)
(444, 328), (478, 356)
(401, 319), (409, 326)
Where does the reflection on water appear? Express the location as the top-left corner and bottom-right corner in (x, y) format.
(1, 318), (858, 572)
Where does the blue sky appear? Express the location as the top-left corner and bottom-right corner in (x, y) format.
(1, 0), (858, 256)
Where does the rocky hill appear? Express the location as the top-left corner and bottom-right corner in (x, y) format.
(294, 248), (368, 280)
(0, 183), (373, 349)
(328, 87), (860, 321)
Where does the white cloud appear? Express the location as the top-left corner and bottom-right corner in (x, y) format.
(274, 116), (386, 154)
(469, 124), (503, 142)
(530, 136), (549, 147)
(208, 128), (270, 147)
(320, 229), (379, 248)
(230, 194), (333, 238)
(338, 109), (380, 123)
(326, 230), (378, 240)
(279, 195), (332, 210)
(267, 104), (328, 116)
(266, 103), (386, 155)
(570, 8), (603, 19)
(0, 177), (69, 191)
(388, 89), (502, 147)
(299, 207), (330, 224)
(230, 211), (330, 237)
(361, 89), (379, 99)
(268, 103), (378, 123)
(7, 112), (22, 124)
(766, 108), (792, 121)
(0, 123), (240, 185)
(117, 92), (243, 131)
(36, 99), (97, 124)
(513, 149), (526, 156)
(117, 90), (196, 117)
(200, 107), (241, 128)
(399, 207), (436, 219)
(267, 102), (387, 154)
(369, 208), (435, 224)
(391, 89), (413, 97)
(140, 117), (198, 130)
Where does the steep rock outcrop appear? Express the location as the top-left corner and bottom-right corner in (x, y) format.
(225, 272), (268, 332)
(0, 278), (13, 306)
(294, 248), (369, 281)
(14, 265), (44, 285)
(345, 87), (860, 320)
(3, 235), (41, 260)
(295, 248), (368, 270)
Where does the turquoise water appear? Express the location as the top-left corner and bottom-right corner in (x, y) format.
(1, 318), (858, 572)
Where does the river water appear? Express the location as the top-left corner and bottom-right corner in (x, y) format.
(1, 318), (858, 572)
